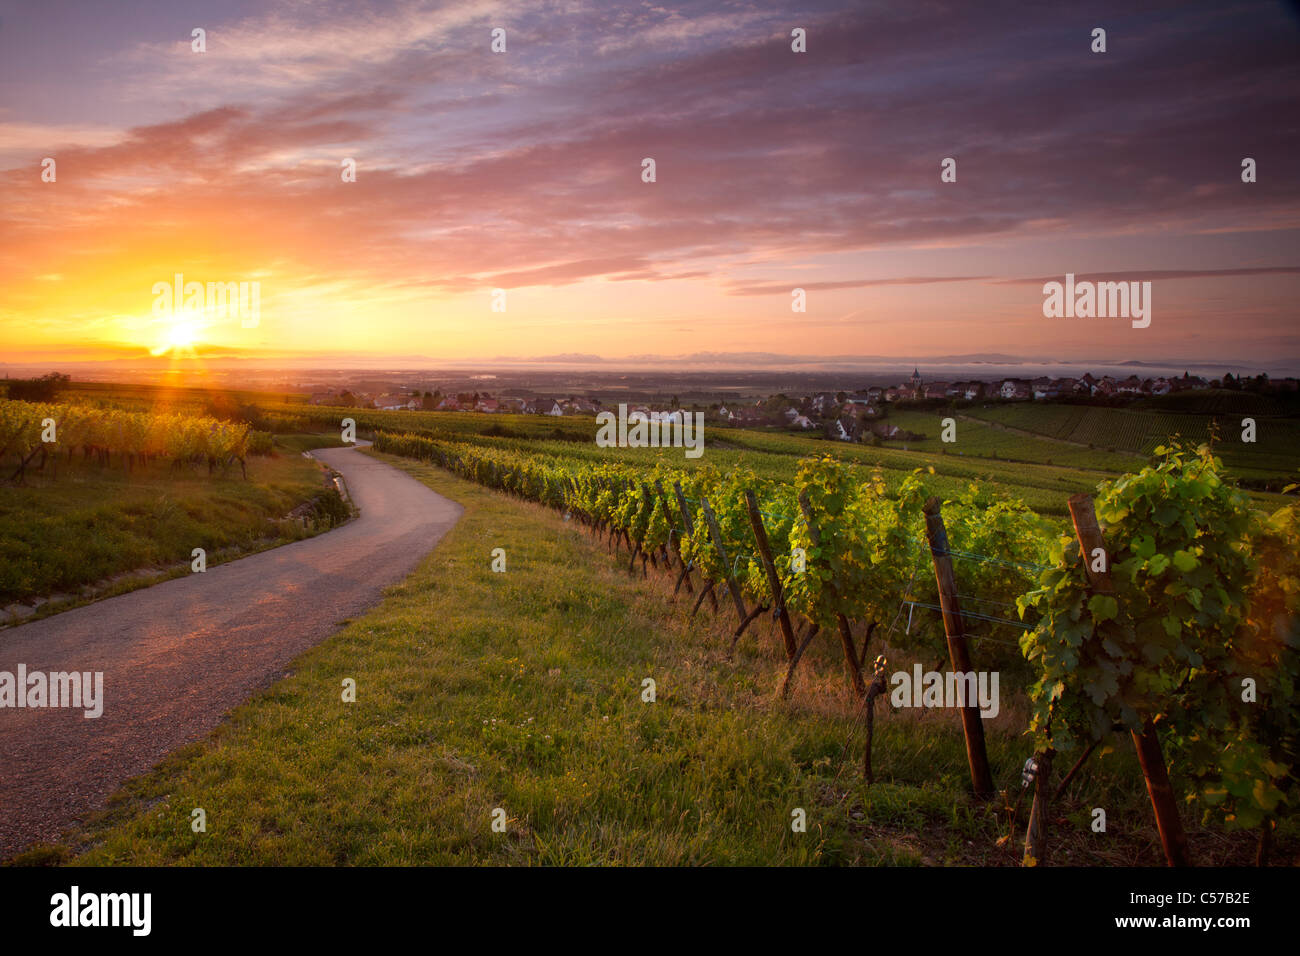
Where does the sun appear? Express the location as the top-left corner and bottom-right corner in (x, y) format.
(151, 315), (204, 355)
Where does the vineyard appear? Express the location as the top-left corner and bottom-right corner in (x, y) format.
(372, 429), (1300, 865)
(0, 399), (252, 482)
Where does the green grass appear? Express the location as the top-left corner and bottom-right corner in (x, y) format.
(871, 410), (1144, 471)
(964, 402), (1300, 479)
(0, 433), (344, 608)
(25, 453), (1285, 866)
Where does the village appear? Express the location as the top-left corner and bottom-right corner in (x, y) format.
(306, 367), (1297, 444)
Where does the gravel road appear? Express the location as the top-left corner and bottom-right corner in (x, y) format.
(0, 444), (461, 859)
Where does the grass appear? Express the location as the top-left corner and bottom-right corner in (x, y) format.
(22, 452), (1288, 866)
(964, 402), (1300, 479)
(0, 432), (344, 610)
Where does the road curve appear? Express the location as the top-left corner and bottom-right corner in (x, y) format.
(0, 444), (461, 859)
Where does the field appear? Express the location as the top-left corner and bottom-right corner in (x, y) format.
(0, 432), (344, 618)
(963, 400), (1300, 481)
(6, 384), (1298, 867)
(265, 400), (1294, 517)
(25, 455), (1282, 866)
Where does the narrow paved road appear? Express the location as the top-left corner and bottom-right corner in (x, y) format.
(0, 444), (461, 859)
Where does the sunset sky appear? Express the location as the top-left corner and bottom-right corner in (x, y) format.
(1, 0), (1298, 369)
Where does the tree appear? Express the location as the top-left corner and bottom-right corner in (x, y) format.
(7, 372), (70, 402)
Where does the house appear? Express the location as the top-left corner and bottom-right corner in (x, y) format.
(884, 387), (902, 402)
(829, 415), (860, 442)
(866, 387), (883, 402)
(871, 423), (902, 440)
(1052, 377), (1078, 396)
(790, 414), (816, 430)
(964, 382), (985, 400)
(716, 405), (735, 421)
(924, 382), (949, 400)
(783, 406), (801, 421)
(1117, 375), (1143, 395)
(1000, 379), (1031, 400)
(437, 397), (461, 411)
(1150, 377), (1172, 396)
(1092, 377), (1118, 397)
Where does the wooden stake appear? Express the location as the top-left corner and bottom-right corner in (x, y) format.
(1022, 749), (1053, 866)
(922, 496), (994, 798)
(674, 481), (717, 612)
(780, 623), (819, 698)
(862, 662), (888, 783)
(1053, 738), (1101, 803)
(656, 480), (691, 591)
(701, 497), (749, 625)
(1067, 492), (1191, 867)
(744, 490), (798, 660)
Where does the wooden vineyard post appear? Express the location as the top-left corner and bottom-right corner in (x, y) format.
(797, 490), (866, 697)
(700, 497), (748, 624)
(1022, 749), (1053, 867)
(639, 483), (658, 569)
(922, 497), (994, 799)
(744, 490), (798, 661)
(656, 480), (692, 593)
(675, 482), (719, 614)
(862, 657), (889, 783)
(1067, 493), (1191, 868)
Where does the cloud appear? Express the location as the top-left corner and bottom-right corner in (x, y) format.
(729, 275), (992, 295)
(999, 267), (1300, 285)
(2, 0), (1298, 363)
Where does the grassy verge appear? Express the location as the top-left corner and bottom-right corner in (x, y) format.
(21, 453), (1290, 866)
(0, 433), (344, 617)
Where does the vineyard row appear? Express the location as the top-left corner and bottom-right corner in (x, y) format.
(372, 428), (1300, 866)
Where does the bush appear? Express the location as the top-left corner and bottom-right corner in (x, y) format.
(6, 373), (70, 403)
(247, 430), (275, 456)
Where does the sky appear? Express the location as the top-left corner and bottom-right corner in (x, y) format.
(0, 0), (1298, 370)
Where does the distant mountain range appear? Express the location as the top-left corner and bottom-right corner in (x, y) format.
(3, 350), (1298, 379)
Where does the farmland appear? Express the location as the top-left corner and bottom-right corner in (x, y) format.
(254, 399), (1295, 516)
(35, 456), (1289, 867)
(0, 422), (346, 617)
(962, 401), (1300, 481)
(6, 383), (1298, 867)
